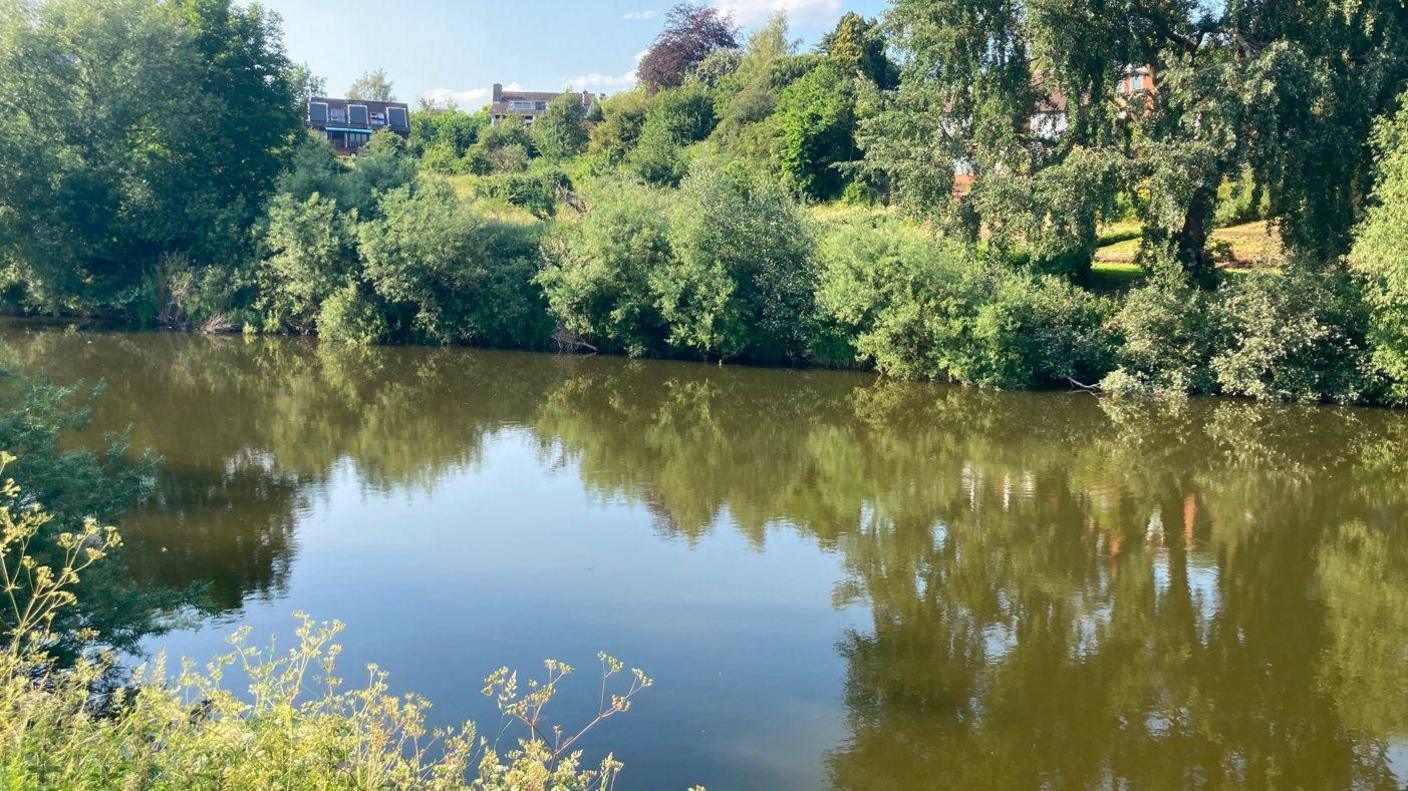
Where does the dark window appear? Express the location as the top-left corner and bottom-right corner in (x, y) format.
(329, 107), (346, 123)
(348, 104), (369, 127)
(387, 106), (409, 129)
(308, 101), (328, 124)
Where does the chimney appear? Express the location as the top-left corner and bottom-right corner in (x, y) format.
(492, 83), (503, 102)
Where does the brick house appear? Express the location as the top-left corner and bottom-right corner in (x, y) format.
(306, 97), (411, 154)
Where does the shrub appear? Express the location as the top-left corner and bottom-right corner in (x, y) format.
(468, 117), (537, 175)
(343, 131), (420, 217)
(629, 123), (690, 186)
(358, 183), (552, 347)
(587, 90), (652, 171)
(970, 266), (1114, 388)
(421, 139), (470, 174)
(410, 108), (487, 157)
(533, 93), (591, 161)
(629, 83), (715, 186)
(1211, 267), (1377, 404)
(1101, 273), (1223, 396)
(537, 181), (675, 356)
(818, 221), (1113, 387)
(276, 134), (353, 208)
(317, 282), (389, 345)
(258, 193), (359, 334)
(1349, 104), (1408, 402)
(655, 163), (819, 361)
(474, 169), (570, 219)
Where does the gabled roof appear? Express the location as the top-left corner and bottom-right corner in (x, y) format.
(489, 84), (596, 116)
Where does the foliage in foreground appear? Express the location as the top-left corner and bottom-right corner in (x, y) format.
(0, 455), (654, 790)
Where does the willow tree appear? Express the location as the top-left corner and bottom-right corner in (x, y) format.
(863, 0), (1408, 280)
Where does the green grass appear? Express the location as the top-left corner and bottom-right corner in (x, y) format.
(1089, 261), (1146, 291)
(1094, 220), (1285, 268)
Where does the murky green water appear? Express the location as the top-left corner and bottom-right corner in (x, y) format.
(5, 324), (1408, 789)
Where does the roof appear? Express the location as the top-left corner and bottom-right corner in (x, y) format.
(306, 97), (411, 133)
(489, 84), (597, 116)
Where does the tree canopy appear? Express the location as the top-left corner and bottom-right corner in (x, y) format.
(347, 67), (396, 101)
(637, 3), (740, 92)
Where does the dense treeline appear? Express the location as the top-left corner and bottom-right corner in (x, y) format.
(3, 0), (1408, 404)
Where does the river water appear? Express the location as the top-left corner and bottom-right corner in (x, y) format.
(6, 324), (1408, 789)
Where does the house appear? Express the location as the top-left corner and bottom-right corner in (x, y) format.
(306, 97), (411, 155)
(953, 65), (1157, 194)
(1027, 65), (1157, 142)
(489, 84), (598, 126)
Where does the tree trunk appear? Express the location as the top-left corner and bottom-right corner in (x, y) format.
(1178, 185), (1215, 285)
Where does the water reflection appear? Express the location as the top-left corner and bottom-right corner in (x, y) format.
(7, 325), (1408, 788)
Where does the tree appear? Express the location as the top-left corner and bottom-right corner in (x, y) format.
(710, 14), (817, 160)
(533, 93), (590, 160)
(819, 12), (895, 89)
(863, 0), (1408, 280)
(348, 67), (395, 101)
(288, 63), (327, 106)
(637, 3), (739, 92)
(0, 0), (299, 316)
(176, 0), (301, 234)
(772, 62), (858, 200)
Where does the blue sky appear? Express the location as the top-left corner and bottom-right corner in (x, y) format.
(262, 0), (890, 107)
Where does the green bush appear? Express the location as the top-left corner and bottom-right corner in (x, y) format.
(410, 108), (487, 157)
(1350, 104), (1408, 402)
(818, 221), (1113, 387)
(317, 282), (389, 345)
(629, 83), (715, 187)
(655, 163), (819, 362)
(474, 169), (570, 219)
(343, 131), (420, 217)
(421, 139), (470, 174)
(533, 93), (590, 161)
(467, 117), (537, 175)
(1211, 268), (1376, 404)
(537, 181), (675, 356)
(772, 62), (857, 201)
(1101, 273), (1223, 396)
(358, 183), (552, 347)
(587, 90), (651, 172)
(1215, 167), (1268, 227)
(258, 193), (360, 334)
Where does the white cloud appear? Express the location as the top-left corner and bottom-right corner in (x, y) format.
(419, 83), (523, 109)
(623, 9), (658, 19)
(564, 52), (647, 94)
(711, 0), (841, 25)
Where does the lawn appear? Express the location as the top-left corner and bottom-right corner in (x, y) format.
(1094, 220), (1284, 267)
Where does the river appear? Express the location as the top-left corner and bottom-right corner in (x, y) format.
(5, 324), (1407, 789)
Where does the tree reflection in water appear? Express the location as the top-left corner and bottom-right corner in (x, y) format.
(6, 325), (1406, 788)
